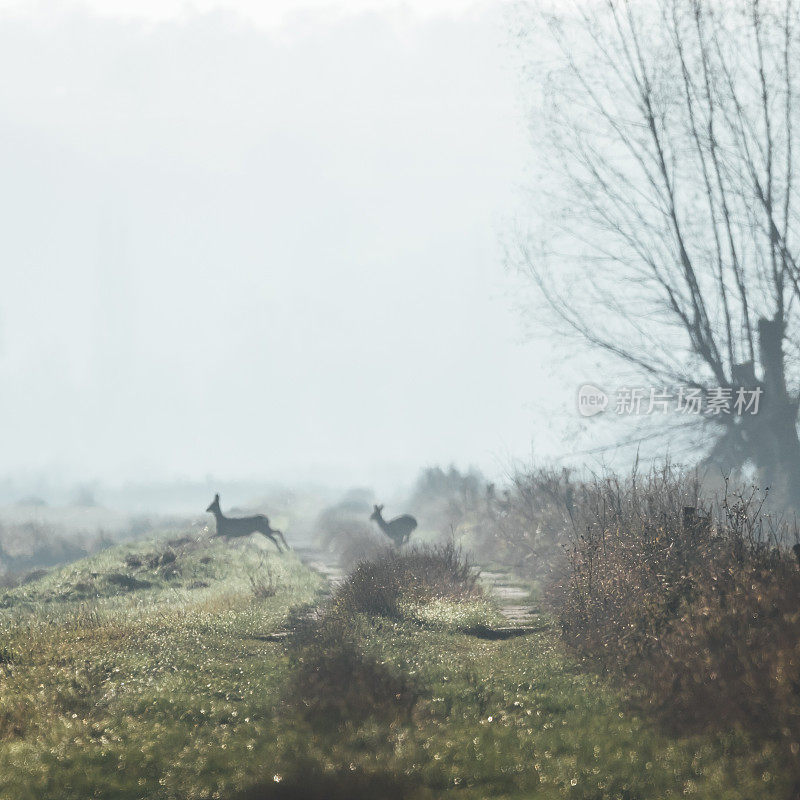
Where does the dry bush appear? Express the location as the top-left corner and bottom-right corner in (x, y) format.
(286, 612), (418, 728)
(314, 496), (387, 569)
(545, 462), (800, 764)
(407, 466), (488, 537)
(249, 563), (277, 599)
(475, 467), (575, 574)
(0, 697), (28, 741)
(334, 524), (387, 572)
(333, 542), (481, 618)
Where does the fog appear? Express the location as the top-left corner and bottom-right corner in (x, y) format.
(0, 0), (570, 496)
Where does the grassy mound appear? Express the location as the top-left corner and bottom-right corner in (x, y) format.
(0, 530), (325, 800)
(332, 542), (501, 629)
(0, 533), (316, 609)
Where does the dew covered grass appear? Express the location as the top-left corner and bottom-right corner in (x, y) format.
(0, 534), (324, 799)
(397, 596), (506, 630)
(274, 613), (789, 799)
(0, 532), (791, 799)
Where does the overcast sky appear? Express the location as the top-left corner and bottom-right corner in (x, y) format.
(0, 0), (575, 492)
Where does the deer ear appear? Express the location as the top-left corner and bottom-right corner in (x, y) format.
(215, 493), (220, 501)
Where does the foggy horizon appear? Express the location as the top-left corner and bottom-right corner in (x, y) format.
(0, 0), (584, 492)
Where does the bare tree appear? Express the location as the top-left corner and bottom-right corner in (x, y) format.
(518, 0), (800, 505)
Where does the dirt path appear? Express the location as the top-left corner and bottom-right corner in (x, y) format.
(479, 570), (536, 625)
(293, 545), (344, 593)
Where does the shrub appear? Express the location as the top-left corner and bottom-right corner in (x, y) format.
(286, 613), (418, 728)
(407, 465), (489, 538)
(249, 564), (277, 598)
(0, 643), (14, 665)
(314, 497), (386, 569)
(477, 467), (575, 573)
(333, 542), (481, 618)
(0, 696), (27, 740)
(546, 463), (800, 765)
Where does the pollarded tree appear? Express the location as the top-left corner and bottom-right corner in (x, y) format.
(519, 0), (800, 505)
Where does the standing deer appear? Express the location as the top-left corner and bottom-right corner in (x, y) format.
(206, 494), (289, 552)
(370, 504), (417, 547)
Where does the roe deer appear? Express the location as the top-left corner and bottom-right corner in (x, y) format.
(206, 494), (289, 552)
(370, 504), (417, 547)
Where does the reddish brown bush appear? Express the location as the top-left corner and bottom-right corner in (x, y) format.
(545, 463), (800, 769)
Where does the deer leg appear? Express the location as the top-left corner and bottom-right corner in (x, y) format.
(274, 529), (290, 550)
(263, 532), (283, 552)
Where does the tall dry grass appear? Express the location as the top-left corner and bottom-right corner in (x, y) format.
(333, 542), (482, 618)
(543, 463), (800, 771)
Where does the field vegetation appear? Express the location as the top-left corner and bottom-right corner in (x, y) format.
(0, 464), (797, 798)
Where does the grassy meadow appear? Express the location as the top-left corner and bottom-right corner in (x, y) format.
(0, 508), (794, 799)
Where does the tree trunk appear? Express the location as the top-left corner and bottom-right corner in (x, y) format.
(747, 405), (800, 509)
(706, 316), (800, 509)
(750, 316), (800, 508)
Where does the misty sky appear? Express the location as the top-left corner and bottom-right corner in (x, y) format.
(0, 0), (574, 491)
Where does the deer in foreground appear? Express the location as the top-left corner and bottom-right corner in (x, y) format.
(206, 494), (289, 552)
(370, 504), (417, 547)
